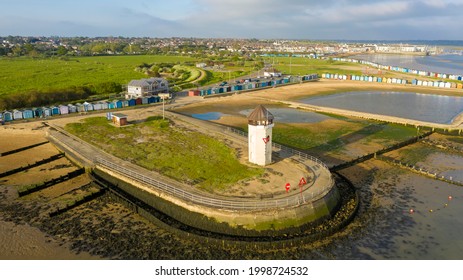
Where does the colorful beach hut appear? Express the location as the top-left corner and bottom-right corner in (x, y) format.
(52, 106), (60, 115)
(68, 104), (77, 113)
(2, 111), (13, 122)
(42, 107), (53, 117)
(22, 109), (34, 119)
(13, 110), (23, 120)
(34, 107), (43, 117)
(128, 99), (136, 107)
(83, 102), (94, 111)
(59, 105), (69, 115)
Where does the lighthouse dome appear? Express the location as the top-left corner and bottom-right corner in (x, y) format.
(247, 105), (274, 126)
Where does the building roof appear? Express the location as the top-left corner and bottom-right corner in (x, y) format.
(112, 113), (127, 118)
(247, 105), (274, 125)
(264, 68), (281, 73)
(128, 77), (167, 87)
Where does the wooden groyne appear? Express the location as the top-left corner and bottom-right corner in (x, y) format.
(18, 168), (85, 197)
(48, 187), (106, 217)
(0, 153), (64, 178)
(379, 157), (463, 187)
(0, 141), (49, 157)
(330, 131), (434, 172)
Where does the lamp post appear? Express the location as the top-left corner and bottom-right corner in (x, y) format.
(162, 96), (165, 120)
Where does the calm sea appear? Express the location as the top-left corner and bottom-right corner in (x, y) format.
(350, 54), (463, 76)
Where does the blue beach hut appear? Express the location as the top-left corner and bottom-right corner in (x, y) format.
(34, 107), (43, 117)
(128, 99), (136, 106)
(147, 96), (156, 104)
(115, 100), (123, 108)
(3, 111), (13, 122)
(22, 109), (34, 119)
(52, 106), (60, 115)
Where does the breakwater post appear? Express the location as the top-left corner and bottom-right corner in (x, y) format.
(330, 131), (434, 172)
(379, 157), (463, 187)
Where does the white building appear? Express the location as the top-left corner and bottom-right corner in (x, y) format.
(248, 105), (274, 166)
(126, 77), (169, 99)
(263, 68), (282, 78)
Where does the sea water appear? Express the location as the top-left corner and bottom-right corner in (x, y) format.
(300, 91), (463, 124)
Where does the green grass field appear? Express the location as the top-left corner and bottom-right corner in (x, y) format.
(263, 56), (364, 76)
(65, 116), (263, 191)
(0, 55), (197, 96)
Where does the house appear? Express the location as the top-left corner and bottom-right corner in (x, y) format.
(263, 68), (282, 78)
(126, 77), (169, 99)
(112, 113), (128, 127)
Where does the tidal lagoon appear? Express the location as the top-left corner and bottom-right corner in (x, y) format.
(300, 91), (463, 124)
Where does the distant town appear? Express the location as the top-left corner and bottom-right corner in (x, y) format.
(0, 36), (447, 57)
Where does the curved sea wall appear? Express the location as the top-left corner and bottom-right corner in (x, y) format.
(93, 166), (341, 237)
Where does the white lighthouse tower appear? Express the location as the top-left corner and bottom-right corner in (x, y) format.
(248, 105), (274, 166)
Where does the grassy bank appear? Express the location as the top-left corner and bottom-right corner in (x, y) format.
(0, 55), (196, 97)
(65, 116), (263, 191)
(265, 56), (364, 76)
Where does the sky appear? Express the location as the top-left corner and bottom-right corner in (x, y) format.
(1, 0), (463, 40)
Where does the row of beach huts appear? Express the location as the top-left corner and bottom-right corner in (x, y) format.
(0, 95), (162, 123)
(330, 57), (463, 81)
(189, 74), (319, 97)
(321, 73), (463, 89)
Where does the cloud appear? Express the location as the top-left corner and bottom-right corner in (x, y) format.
(1, 0), (463, 39)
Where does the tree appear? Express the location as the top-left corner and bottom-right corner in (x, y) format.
(12, 46), (22, 56)
(56, 46), (68, 56)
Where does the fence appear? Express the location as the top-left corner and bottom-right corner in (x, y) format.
(47, 120), (335, 212)
(96, 157), (333, 211)
(225, 127), (331, 171)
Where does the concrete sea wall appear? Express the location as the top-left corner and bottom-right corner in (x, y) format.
(93, 166), (341, 237)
